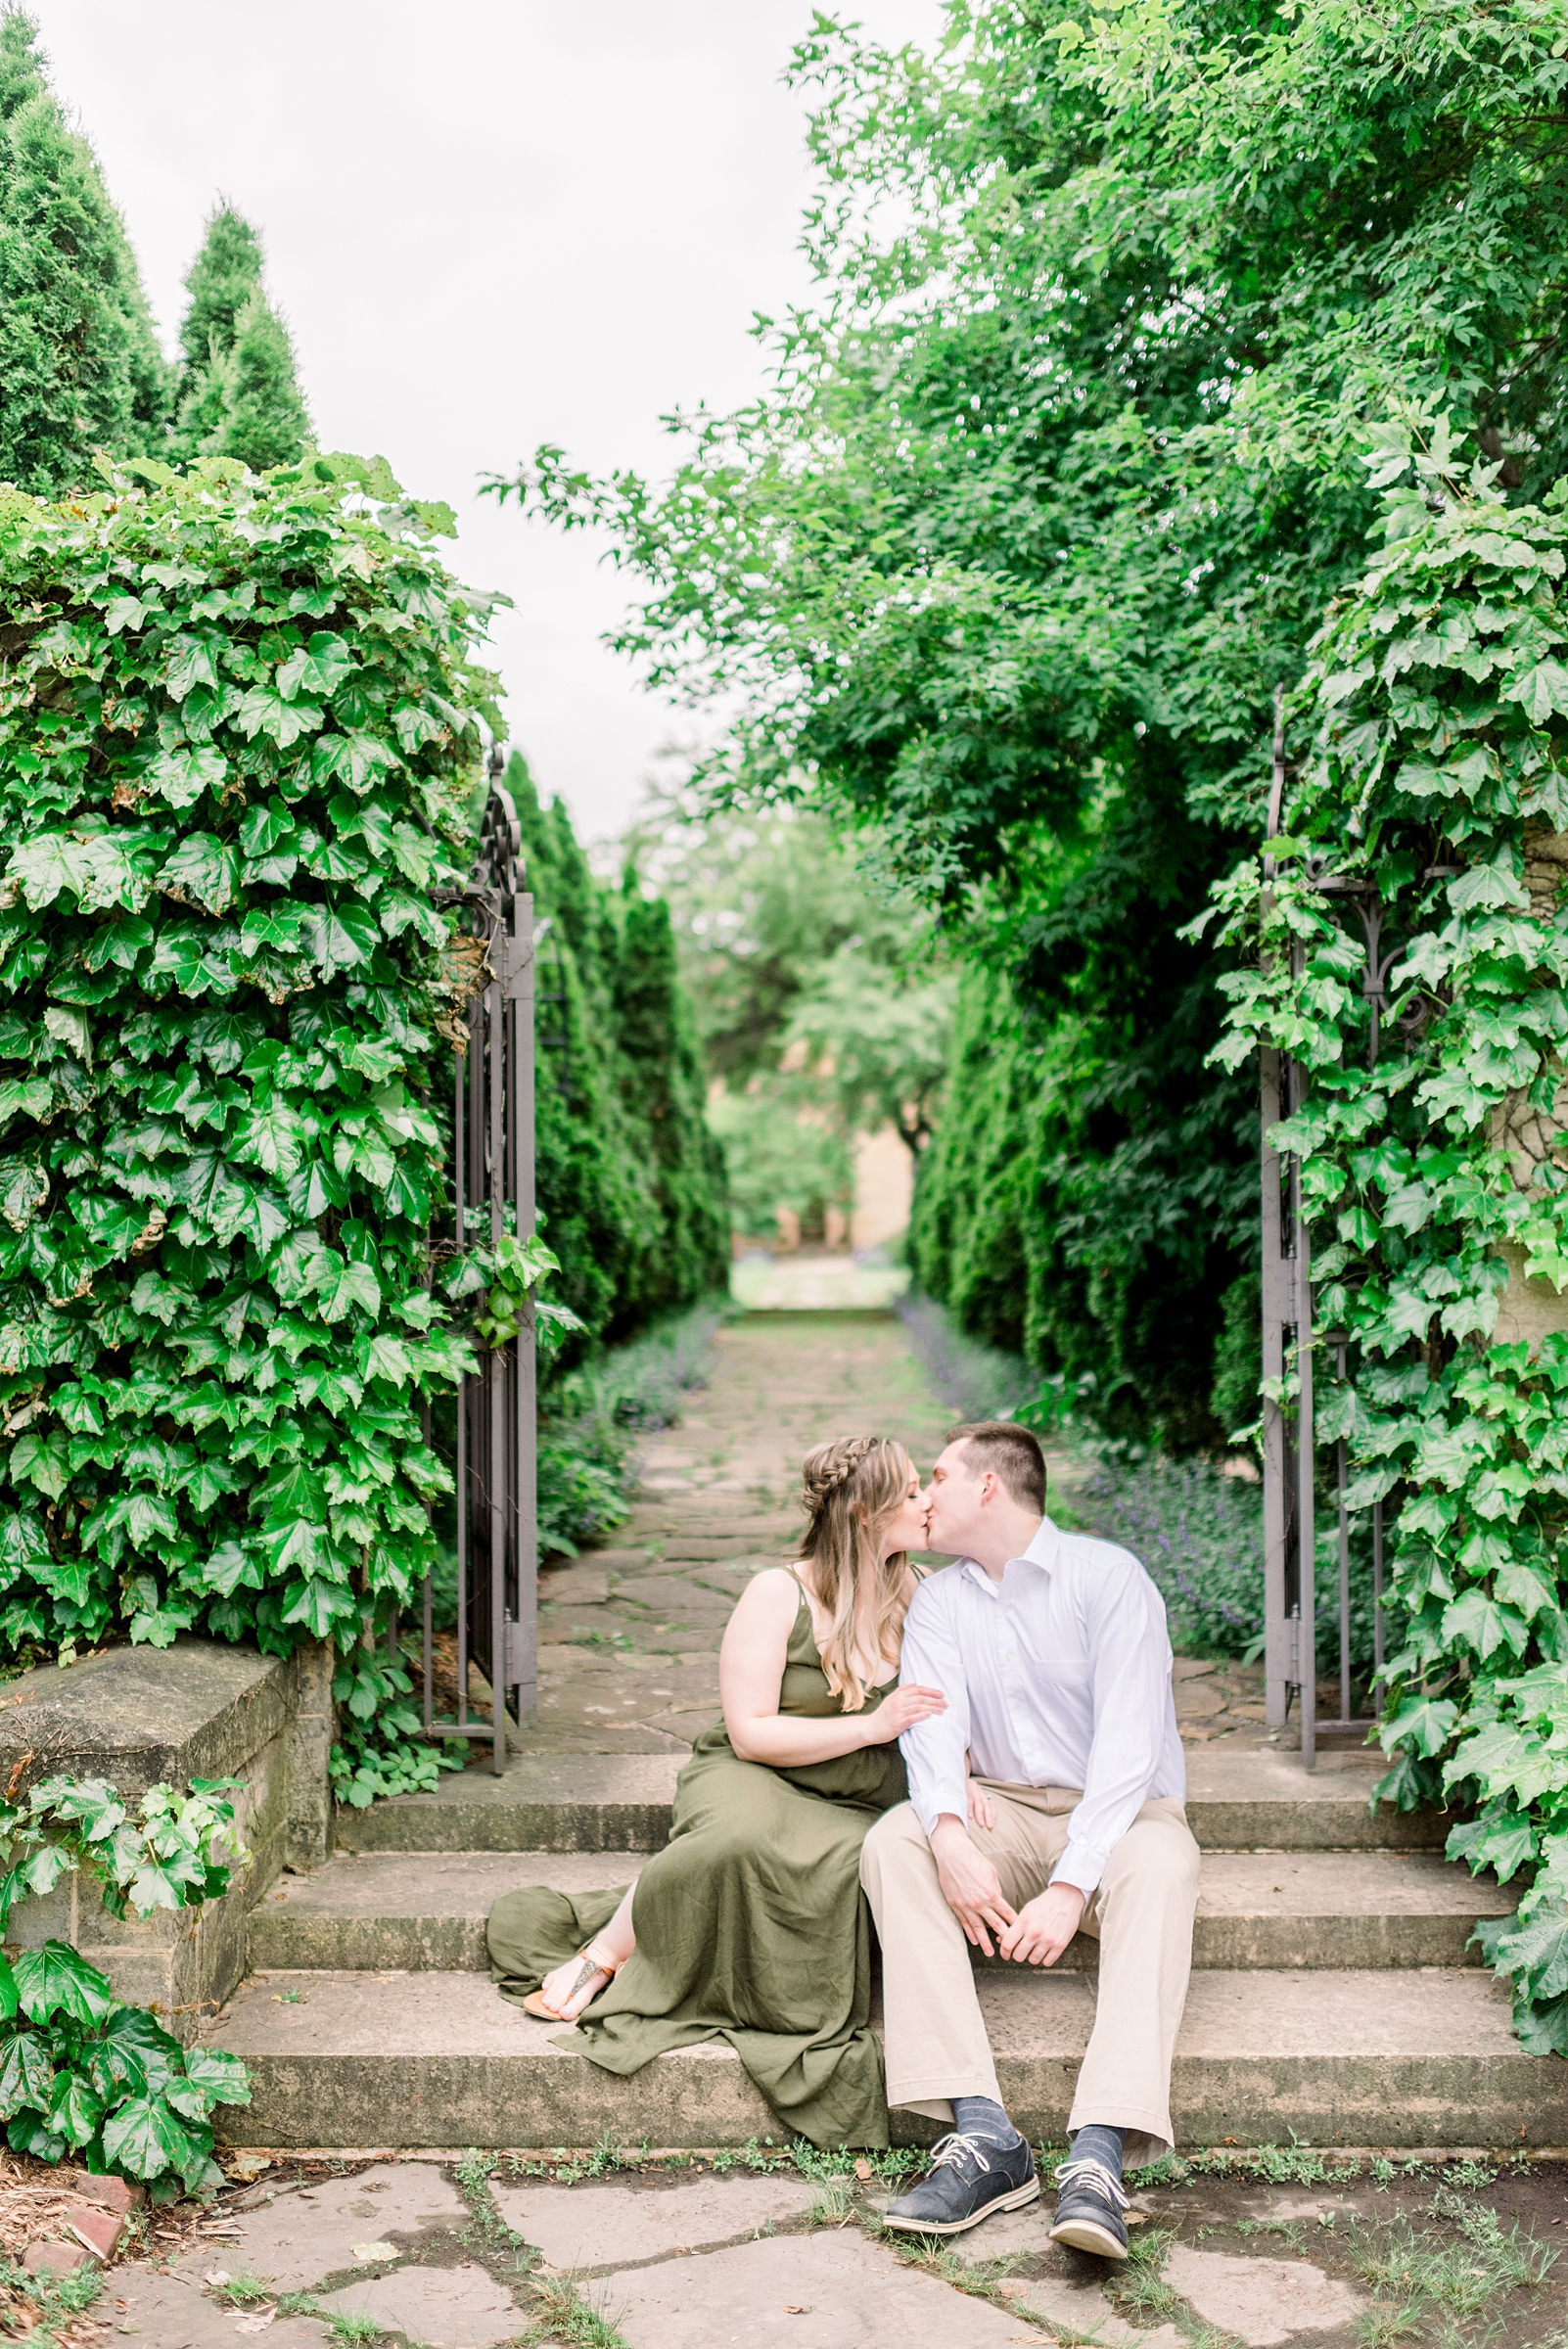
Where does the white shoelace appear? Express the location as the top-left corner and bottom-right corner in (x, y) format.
(1052, 2157), (1130, 2211)
(927, 2131), (996, 2178)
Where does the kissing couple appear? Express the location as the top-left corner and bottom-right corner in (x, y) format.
(488, 1419), (1199, 2259)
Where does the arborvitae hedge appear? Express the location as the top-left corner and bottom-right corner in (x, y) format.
(503, 754), (726, 1353)
(0, 450), (492, 1660)
(0, 11), (168, 496)
(910, 935), (1256, 1451)
(170, 207), (311, 475)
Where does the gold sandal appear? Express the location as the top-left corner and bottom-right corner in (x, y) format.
(521, 1943), (620, 2021)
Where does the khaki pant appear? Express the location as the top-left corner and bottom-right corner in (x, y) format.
(859, 1784), (1200, 2163)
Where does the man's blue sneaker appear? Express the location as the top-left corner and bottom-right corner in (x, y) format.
(883, 2132), (1038, 2236)
(1047, 2154), (1130, 2259)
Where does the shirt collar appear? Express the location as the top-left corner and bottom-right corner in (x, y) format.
(958, 1516), (1058, 1595)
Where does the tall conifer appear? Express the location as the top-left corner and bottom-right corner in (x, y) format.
(171, 204), (311, 471)
(0, 9), (167, 493)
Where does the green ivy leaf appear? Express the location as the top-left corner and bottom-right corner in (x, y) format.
(302, 901), (380, 977)
(100, 2091), (196, 2181)
(46, 2068), (104, 2149)
(319, 1259), (382, 1323)
(179, 2045), (251, 2107)
(157, 835), (242, 917)
(0, 2031), (53, 2119)
(149, 746), (227, 809)
(14, 1942), (115, 2029)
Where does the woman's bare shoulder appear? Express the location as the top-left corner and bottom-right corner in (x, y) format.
(728, 1565), (804, 1621)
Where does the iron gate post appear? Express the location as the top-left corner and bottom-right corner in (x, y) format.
(420, 760), (538, 1776)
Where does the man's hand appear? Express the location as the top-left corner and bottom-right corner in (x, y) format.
(998, 1882), (1085, 1967)
(930, 1816), (1017, 1957)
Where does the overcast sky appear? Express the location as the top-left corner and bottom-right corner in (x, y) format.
(25, 1), (943, 843)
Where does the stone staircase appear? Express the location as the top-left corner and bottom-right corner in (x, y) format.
(197, 1311), (1566, 2156)
(204, 1736), (1560, 2155)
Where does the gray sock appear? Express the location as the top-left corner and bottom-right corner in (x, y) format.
(951, 2095), (1021, 2146)
(1068, 2123), (1125, 2179)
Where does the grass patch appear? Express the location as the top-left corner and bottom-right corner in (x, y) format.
(1108, 2225), (1180, 2323)
(210, 2270), (277, 2307)
(525, 2270), (632, 2349)
(1339, 2189), (1559, 2346)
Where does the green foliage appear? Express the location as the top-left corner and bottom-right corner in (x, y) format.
(0, 1771), (243, 1929)
(628, 793), (951, 1242)
(492, 0), (1568, 1433)
(0, 450), (497, 1662)
(0, 1774), (249, 2188)
(170, 207), (311, 474)
(535, 1296), (727, 1558)
(0, 1937), (247, 2189)
(707, 1089), (852, 1244)
(506, 753), (727, 1347)
(0, 10), (168, 496)
(1207, 424), (1568, 2048)
(329, 1641), (463, 1808)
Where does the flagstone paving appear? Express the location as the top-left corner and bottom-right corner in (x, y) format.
(100, 2147), (1568, 2347)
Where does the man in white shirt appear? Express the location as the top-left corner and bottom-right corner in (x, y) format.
(861, 1419), (1199, 2256)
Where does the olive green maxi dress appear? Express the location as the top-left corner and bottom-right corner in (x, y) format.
(485, 1584), (907, 2148)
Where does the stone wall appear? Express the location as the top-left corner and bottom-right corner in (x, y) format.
(0, 1637), (333, 2039)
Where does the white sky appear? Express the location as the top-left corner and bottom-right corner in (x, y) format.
(24, 1), (943, 844)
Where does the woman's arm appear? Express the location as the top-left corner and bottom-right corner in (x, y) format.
(719, 1569), (946, 1767)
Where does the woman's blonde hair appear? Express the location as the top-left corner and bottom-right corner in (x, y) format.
(797, 1435), (920, 1712)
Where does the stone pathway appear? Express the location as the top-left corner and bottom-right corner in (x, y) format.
(98, 2146), (1568, 2348)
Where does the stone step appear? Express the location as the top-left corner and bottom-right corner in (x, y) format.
(333, 1742), (1448, 1857)
(251, 1849), (1511, 1976)
(207, 1964), (1556, 2152)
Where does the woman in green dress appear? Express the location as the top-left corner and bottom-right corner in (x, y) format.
(485, 1435), (948, 2148)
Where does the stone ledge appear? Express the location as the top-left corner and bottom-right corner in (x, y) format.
(0, 1636), (333, 2031)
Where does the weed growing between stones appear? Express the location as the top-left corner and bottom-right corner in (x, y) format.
(280, 2289), (422, 2347)
(524, 2269), (632, 2349)
(1111, 2225), (1180, 2323)
(1342, 2198), (1558, 2329)
(454, 2146), (534, 2273)
(208, 2269), (274, 2307)
(886, 2236), (1028, 2308)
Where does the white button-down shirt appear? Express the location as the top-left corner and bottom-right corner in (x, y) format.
(898, 1514), (1184, 1898)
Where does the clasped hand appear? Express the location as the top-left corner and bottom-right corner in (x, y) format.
(930, 1818), (1084, 1964)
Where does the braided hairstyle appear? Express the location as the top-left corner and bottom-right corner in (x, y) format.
(796, 1435), (920, 1711)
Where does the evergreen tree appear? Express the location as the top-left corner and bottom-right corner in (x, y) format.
(0, 9), (168, 493)
(171, 204), (310, 471)
(612, 881), (730, 1324)
(500, 753), (727, 1356)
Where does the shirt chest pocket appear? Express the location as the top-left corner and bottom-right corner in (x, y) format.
(1014, 1648), (1091, 1695)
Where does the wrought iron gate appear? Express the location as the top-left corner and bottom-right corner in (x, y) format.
(1260, 703), (1387, 1769)
(420, 750), (538, 1775)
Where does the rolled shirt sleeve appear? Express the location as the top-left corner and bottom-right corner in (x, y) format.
(897, 1576), (972, 1838)
(1050, 1559), (1174, 1898)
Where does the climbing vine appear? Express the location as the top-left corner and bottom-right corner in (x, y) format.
(1209, 418), (1568, 2050)
(0, 451), (494, 1664)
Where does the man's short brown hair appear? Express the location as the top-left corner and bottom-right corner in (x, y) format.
(946, 1420), (1046, 1513)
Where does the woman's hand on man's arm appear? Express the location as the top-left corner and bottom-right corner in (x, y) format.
(860, 1682), (946, 1743)
(719, 1570), (942, 1764)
